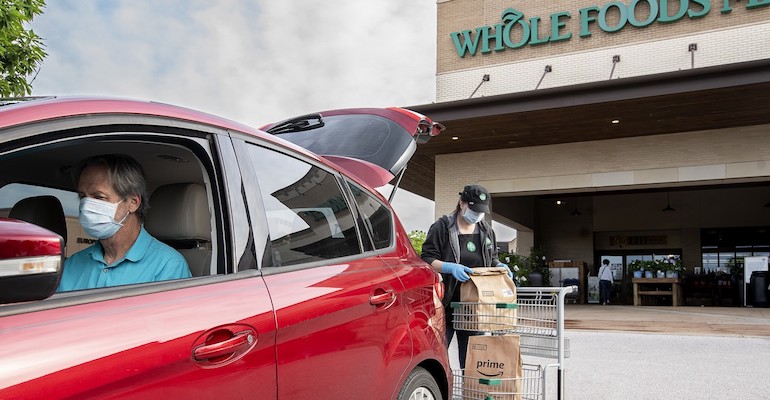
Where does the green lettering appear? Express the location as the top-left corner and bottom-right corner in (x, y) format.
(450, 28), (483, 57)
(628, 0), (657, 27)
(479, 25), (505, 53)
(528, 16), (550, 45)
(579, 6), (600, 37)
(450, 0), (728, 57)
(721, 0), (734, 13)
(659, 0), (688, 22)
(747, 0), (770, 9)
(688, 0), (711, 18)
(550, 11), (572, 42)
(502, 13), (530, 49)
(598, 2), (628, 33)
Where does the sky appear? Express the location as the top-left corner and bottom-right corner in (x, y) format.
(28, 0), (515, 241)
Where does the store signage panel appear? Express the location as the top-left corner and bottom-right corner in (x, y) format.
(609, 235), (668, 247)
(451, 0), (770, 57)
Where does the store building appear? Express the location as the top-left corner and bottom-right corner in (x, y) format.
(403, 0), (770, 305)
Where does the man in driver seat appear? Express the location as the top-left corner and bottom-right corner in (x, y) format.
(58, 154), (191, 291)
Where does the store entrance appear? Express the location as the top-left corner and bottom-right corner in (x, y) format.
(596, 252), (682, 305)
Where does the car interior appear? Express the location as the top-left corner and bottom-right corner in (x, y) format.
(144, 182), (212, 277)
(8, 195), (69, 244)
(0, 137), (217, 280)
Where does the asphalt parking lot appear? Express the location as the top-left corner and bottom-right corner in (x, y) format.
(449, 305), (770, 399)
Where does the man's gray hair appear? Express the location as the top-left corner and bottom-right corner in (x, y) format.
(75, 154), (150, 221)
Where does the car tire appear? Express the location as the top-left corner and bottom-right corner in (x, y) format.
(396, 366), (443, 400)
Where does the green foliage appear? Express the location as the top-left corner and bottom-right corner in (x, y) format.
(498, 251), (530, 286)
(528, 245), (551, 286)
(498, 246), (551, 287)
(663, 257), (685, 275)
(627, 259), (653, 272)
(407, 230), (427, 254)
(726, 257), (743, 277)
(628, 257), (685, 275)
(0, 0), (47, 97)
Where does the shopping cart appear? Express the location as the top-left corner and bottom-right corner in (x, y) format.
(452, 364), (542, 400)
(451, 285), (576, 400)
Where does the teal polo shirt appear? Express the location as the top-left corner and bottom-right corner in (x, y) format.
(58, 226), (192, 292)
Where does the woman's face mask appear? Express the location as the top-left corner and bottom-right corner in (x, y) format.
(462, 207), (485, 224)
(78, 197), (128, 239)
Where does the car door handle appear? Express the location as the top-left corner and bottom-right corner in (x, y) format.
(193, 330), (255, 361)
(370, 289), (396, 307)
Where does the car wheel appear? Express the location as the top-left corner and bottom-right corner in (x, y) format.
(397, 367), (442, 400)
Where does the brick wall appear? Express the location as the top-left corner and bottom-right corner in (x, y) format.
(436, 0), (770, 101)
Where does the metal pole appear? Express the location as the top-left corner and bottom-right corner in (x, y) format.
(388, 167), (406, 203)
(556, 286), (575, 400)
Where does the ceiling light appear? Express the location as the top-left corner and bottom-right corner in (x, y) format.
(611, 119), (620, 124)
(451, 136), (459, 140)
(556, 200), (563, 205)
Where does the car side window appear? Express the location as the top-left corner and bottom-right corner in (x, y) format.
(346, 180), (393, 250)
(0, 134), (220, 288)
(244, 144), (361, 266)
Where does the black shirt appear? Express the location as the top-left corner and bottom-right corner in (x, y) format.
(458, 233), (483, 268)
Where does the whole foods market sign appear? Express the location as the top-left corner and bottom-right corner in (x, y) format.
(450, 0), (769, 57)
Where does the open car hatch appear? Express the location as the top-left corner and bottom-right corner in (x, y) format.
(261, 107), (444, 192)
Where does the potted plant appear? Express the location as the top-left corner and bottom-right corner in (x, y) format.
(659, 257), (684, 278)
(520, 246), (551, 287)
(628, 260), (646, 279)
(629, 260), (657, 278)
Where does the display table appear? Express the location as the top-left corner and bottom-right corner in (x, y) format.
(632, 278), (682, 306)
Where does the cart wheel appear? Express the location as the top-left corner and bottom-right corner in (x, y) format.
(397, 366), (442, 400)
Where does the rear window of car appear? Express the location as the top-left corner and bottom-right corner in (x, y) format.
(270, 114), (413, 174)
(346, 181), (393, 250)
(244, 144), (362, 266)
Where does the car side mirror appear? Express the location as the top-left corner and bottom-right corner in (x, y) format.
(0, 218), (64, 304)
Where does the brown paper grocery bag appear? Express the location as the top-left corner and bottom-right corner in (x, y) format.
(460, 267), (517, 331)
(463, 334), (524, 400)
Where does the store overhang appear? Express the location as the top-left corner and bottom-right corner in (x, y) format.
(403, 58), (770, 201)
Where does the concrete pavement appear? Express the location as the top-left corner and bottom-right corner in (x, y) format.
(564, 304), (770, 337)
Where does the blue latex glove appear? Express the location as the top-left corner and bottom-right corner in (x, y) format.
(497, 262), (514, 280)
(441, 262), (473, 282)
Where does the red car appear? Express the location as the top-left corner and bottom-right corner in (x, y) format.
(0, 96), (450, 399)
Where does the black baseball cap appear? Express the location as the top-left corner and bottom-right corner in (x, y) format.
(459, 184), (490, 213)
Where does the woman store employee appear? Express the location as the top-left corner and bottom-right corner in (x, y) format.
(420, 184), (512, 368)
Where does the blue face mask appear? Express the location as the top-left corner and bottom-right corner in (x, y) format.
(463, 208), (485, 224)
(79, 197), (128, 239)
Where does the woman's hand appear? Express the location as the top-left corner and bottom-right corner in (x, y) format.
(497, 262), (514, 280)
(441, 262), (474, 282)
